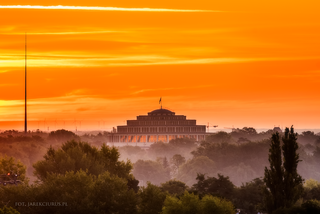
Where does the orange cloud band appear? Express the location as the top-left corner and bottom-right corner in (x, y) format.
(0, 5), (216, 12)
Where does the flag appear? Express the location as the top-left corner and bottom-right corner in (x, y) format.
(159, 97), (162, 104)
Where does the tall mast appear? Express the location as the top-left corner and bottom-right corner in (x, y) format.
(25, 33), (27, 134)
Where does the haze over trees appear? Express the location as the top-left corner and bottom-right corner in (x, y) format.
(1, 127), (320, 213)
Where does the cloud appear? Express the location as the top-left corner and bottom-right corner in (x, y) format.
(0, 5), (215, 12)
(1, 55), (320, 68)
(1, 31), (124, 35)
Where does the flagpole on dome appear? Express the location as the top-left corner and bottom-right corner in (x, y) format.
(159, 97), (162, 109)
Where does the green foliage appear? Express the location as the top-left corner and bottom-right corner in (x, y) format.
(162, 191), (234, 214)
(0, 206), (20, 214)
(162, 191), (200, 214)
(138, 182), (167, 214)
(272, 200), (320, 214)
(0, 170), (137, 214)
(127, 176), (140, 193)
(200, 195), (235, 214)
(0, 156), (28, 184)
(88, 171), (138, 214)
(301, 199), (320, 214)
(177, 156), (216, 186)
(161, 180), (188, 196)
(0, 135), (48, 182)
(133, 159), (170, 185)
(303, 179), (320, 201)
(33, 140), (132, 182)
(192, 173), (235, 201)
(237, 178), (264, 214)
(304, 179), (320, 190)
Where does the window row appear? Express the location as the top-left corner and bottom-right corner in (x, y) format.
(117, 126), (206, 133)
(127, 120), (196, 126)
(106, 135), (206, 143)
(138, 116), (185, 120)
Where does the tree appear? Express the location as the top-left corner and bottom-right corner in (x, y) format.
(133, 160), (169, 185)
(220, 162), (258, 186)
(138, 182), (167, 214)
(298, 131), (318, 145)
(148, 142), (178, 160)
(282, 127), (303, 207)
(89, 171), (138, 214)
(170, 154), (186, 177)
(263, 132), (285, 212)
(242, 127), (258, 135)
(200, 195), (235, 214)
(118, 146), (147, 163)
(33, 140), (132, 182)
(163, 157), (169, 169)
(169, 137), (197, 150)
(171, 154), (186, 169)
(192, 173), (235, 201)
(263, 127), (303, 213)
(162, 191), (200, 214)
(206, 131), (231, 144)
(237, 178), (264, 214)
(0, 155), (28, 184)
(162, 191), (234, 214)
(315, 137), (320, 147)
(163, 157), (171, 179)
(303, 179), (320, 201)
(47, 129), (80, 142)
(161, 180), (188, 196)
(0, 170), (137, 214)
(313, 146), (320, 163)
(177, 156), (216, 186)
(0, 206), (20, 214)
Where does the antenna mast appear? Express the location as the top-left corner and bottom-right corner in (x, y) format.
(24, 33), (27, 134)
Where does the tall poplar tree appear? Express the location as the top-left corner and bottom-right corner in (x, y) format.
(282, 126), (303, 208)
(263, 132), (285, 213)
(263, 127), (303, 213)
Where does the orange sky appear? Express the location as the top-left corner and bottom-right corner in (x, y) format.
(1, 0), (320, 131)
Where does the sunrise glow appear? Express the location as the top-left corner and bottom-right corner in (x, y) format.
(1, 1), (320, 131)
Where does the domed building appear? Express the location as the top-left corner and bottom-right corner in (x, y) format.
(108, 108), (207, 143)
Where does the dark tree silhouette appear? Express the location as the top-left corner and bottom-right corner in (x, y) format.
(282, 126), (303, 207)
(263, 127), (303, 213)
(264, 132), (284, 212)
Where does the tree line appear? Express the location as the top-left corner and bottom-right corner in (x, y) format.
(1, 127), (320, 213)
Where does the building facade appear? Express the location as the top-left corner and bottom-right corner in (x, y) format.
(107, 108), (207, 143)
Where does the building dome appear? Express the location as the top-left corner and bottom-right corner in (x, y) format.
(148, 108), (175, 116)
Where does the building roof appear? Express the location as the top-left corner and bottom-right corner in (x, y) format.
(148, 108), (175, 115)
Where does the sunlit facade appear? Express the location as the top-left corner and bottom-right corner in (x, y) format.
(107, 108), (207, 143)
